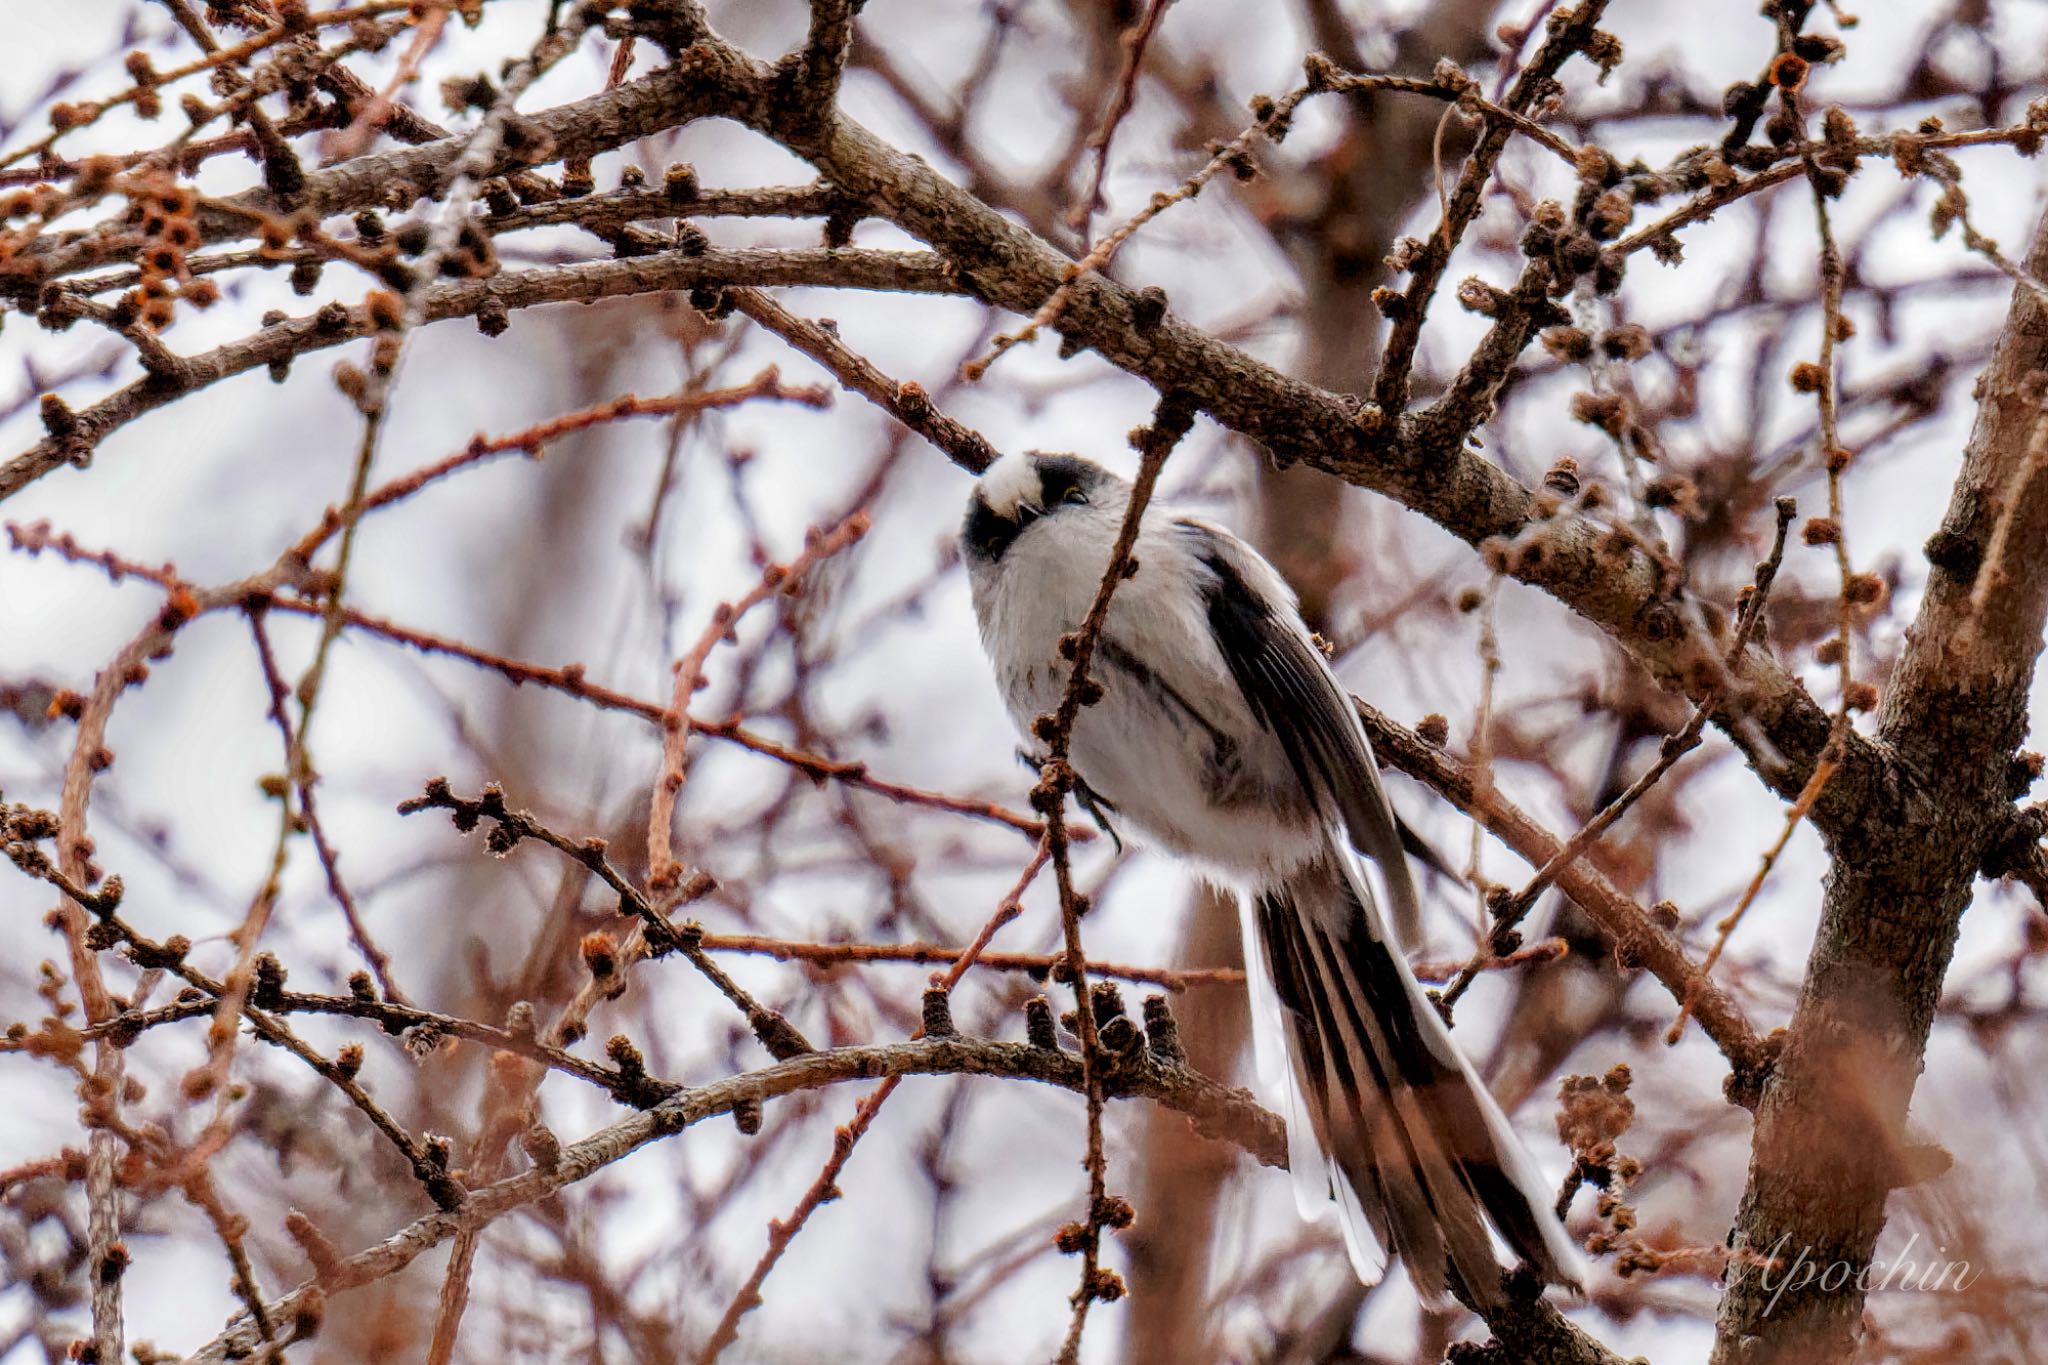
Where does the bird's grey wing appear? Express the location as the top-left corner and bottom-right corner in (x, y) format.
(1177, 519), (1423, 942)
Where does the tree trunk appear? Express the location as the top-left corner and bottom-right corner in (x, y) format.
(1712, 204), (2048, 1364)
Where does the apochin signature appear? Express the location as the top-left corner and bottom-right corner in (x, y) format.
(1734, 1233), (1980, 1317)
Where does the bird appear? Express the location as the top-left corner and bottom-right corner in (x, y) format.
(959, 450), (1584, 1311)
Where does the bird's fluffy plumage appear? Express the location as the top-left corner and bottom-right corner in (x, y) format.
(962, 451), (1583, 1310)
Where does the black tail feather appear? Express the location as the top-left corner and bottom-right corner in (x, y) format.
(1253, 852), (1581, 1308)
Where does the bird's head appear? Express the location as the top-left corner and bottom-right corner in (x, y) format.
(961, 452), (1117, 564)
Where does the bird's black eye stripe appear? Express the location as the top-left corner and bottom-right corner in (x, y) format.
(964, 497), (1026, 562)
(1032, 455), (1096, 508)
(1037, 465), (1077, 507)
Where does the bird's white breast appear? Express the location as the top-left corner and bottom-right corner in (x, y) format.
(969, 509), (1323, 878)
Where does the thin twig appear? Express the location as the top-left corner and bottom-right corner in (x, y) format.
(693, 840), (1055, 1363)
(1667, 79), (1861, 1044)
(246, 611), (408, 1002)
(1371, 0), (1612, 412)
(1068, 0), (1175, 237)
(9, 521), (1052, 839)
(646, 509), (872, 901)
(1036, 394), (1195, 1361)
(1348, 702), (1765, 1074)
(397, 780), (809, 1061)
(730, 288), (999, 472)
(1442, 496), (1798, 1012)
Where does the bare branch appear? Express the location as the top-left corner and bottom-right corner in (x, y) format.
(3, 247), (954, 501)
(181, 1035), (1284, 1365)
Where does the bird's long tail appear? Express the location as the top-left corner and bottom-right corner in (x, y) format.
(1244, 837), (1584, 1310)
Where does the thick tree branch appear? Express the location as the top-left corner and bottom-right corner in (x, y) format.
(1, 247), (953, 500)
(3, 13), (1875, 867)
(10, 62), (724, 287)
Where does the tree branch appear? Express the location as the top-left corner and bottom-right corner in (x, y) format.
(179, 1034), (1284, 1365)
(2, 247), (954, 500)
(11, 61), (725, 287)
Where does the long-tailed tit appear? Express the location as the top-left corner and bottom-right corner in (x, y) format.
(961, 451), (1583, 1310)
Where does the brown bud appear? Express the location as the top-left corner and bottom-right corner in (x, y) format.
(1586, 188), (1633, 241)
(1130, 285), (1168, 330)
(920, 985), (957, 1038)
(1574, 145), (1620, 188)
(1540, 326), (1593, 364)
(1844, 572), (1886, 607)
(1769, 53), (1809, 90)
(1094, 1193), (1137, 1230)
(1141, 995), (1184, 1064)
(1542, 457), (1582, 496)
(1025, 995), (1058, 1050)
(1644, 474), (1697, 516)
(363, 289), (404, 331)
(1456, 276), (1507, 316)
(1599, 324), (1651, 362)
(605, 1034), (645, 1075)
(580, 932), (617, 979)
(1569, 390), (1628, 436)
(40, 393), (78, 438)
(1794, 34), (1845, 64)
(520, 1121), (562, 1173)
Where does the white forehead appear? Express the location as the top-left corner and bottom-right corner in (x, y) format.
(976, 451), (1044, 519)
